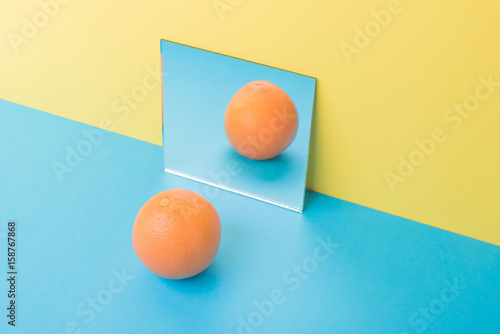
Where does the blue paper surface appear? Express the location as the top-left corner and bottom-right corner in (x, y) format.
(0, 99), (499, 334)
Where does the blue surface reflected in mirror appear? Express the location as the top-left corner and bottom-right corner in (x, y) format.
(161, 40), (316, 212)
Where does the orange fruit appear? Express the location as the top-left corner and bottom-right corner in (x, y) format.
(132, 189), (221, 279)
(224, 80), (298, 160)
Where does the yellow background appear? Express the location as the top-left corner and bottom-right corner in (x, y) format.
(1, 0), (499, 245)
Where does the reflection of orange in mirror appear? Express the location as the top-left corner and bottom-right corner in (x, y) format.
(132, 189), (221, 279)
(224, 80), (298, 160)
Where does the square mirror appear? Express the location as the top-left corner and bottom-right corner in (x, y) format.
(161, 39), (316, 212)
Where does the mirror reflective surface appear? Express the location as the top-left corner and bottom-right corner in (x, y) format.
(161, 40), (316, 212)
